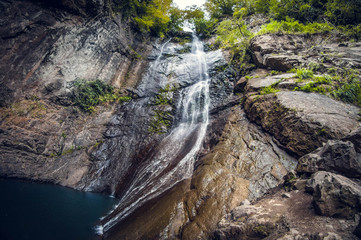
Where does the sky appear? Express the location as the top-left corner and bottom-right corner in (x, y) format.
(172, 0), (206, 9)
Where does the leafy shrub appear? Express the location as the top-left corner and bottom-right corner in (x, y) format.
(338, 24), (361, 41)
(331, 80), (361, 107)
(296, 68), (314, 80)
(216, 8), (254, 65)
(325, 0), (361, 25)
(72, 79), (131, 113)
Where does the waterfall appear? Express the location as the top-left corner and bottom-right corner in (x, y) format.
(99, 35), (211, 234)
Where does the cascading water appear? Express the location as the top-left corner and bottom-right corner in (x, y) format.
(98, 34), (211, 234)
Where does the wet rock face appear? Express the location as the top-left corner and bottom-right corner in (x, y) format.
(181, 107), (296, 239)
(244, 91), (360, 156)
(104, 106), (297, 239)
(307, 171), (361, 219)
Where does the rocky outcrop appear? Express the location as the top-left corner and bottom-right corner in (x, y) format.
(244, 91), (360, 156)
(307, 171), (361, 219)
(250, 34), (310, 71)
(30, 0), (106, 16)
(250, 34), (361, 71)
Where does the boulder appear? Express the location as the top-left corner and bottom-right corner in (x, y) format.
(307, 171), (361, 219)
(297, 140), (361, 178)
(244, 91), (360, 156)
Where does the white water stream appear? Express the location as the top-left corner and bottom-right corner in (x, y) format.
(99, 35), (211, 233)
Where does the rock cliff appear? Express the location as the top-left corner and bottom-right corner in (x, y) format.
(1, 1), (361, 240)
(0, 0), (150, 188)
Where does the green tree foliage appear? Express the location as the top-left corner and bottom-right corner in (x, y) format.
(205, 0), (257, 18)
(193, 18), (218, 38)
(251, 0), (361, 25)
(325, 0), (361, 25)
(112, 0), (172, 37)
(168, 5), (206, 34)
(216, 8), (254, 63)
(205, 0), (238, 18)
(258, 17), (333, 34)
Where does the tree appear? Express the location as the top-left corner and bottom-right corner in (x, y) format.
(325, 0), (361, 25)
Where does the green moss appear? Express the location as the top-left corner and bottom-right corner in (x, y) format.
(93, 140), (104, 148)
(62, 146), (75, 155)
(261, 86), (280, 95)
(253, 224), (271, 237)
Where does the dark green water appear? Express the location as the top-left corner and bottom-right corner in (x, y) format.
(0, 178), (118, 240)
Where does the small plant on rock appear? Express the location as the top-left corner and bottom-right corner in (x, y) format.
(296, 68), (314, 80)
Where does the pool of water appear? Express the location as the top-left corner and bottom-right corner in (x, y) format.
(0, 178), (118, 240)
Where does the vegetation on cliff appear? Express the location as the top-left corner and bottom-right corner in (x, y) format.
(72, 79), (131, 113)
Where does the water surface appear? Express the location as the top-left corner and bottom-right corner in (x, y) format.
(0, 178), (118, 240)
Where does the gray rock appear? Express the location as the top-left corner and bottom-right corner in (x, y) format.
(343, 128), (361, 153)
(245, 73), (294, 92)
(297, 140), (361, 178)
(250, 34), (307, 71)
(307, 171), (361, 219)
